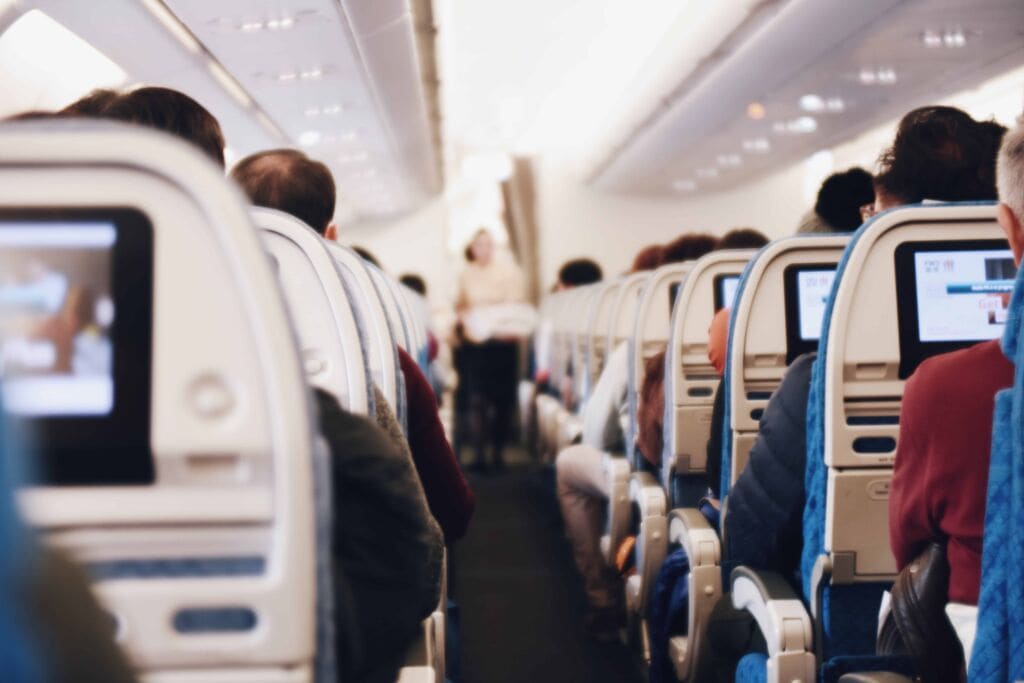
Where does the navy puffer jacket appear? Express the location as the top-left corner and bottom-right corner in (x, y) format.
(723, 352), (815, 586)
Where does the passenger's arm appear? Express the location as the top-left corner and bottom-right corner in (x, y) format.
(724, 353), (815, 574)
(397, 349), (476, 542)
(888, 373), (936, 571)
(580, 342), (628, 451)
(314, 390), (444, 681)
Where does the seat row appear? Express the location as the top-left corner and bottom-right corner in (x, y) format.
(534, 202), (1019, 682)
(0, 122), (443, 682)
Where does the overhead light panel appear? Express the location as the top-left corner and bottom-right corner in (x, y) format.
(240, 16), (295, 32)
(298, 130), (322, 147)
(339, 151), (369, 164)
(672, 179), (697, 192)
(305, 104), (344, 117)
(922, 28), (966, 48)
(859, 67), (897, 85)
(773, 116), (818, 135)
(799, 94), (825, 112)
(716, 154), (742, 167)
(741, 138), (771, 153)
(696, 167), (719, 179)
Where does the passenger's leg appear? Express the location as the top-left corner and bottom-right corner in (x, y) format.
(555, 444), (621, 613)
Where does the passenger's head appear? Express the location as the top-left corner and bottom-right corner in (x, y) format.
(557, 258), (602, 289)
(631, 244), (663, 273)
(100, 87), (226, 168)
(661, 233), (718, 265)
(717, 227), (769, 250)
(996, 122), (1024, 266)
(874, 106), (1002, 211)
(59, 89), (120, 117)
(231, 149), (337, 237)
(467, 229), (495, 266)
(400, 274), (427, 295)
(814, 167), (875, 231)
(352, 246), (380, 269)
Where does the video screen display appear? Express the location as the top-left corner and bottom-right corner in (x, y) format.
(912, 249), (1014, 342)
(796, 269), (837, 342)
(895, 239), (1014, 379)
(715, 275), (740, 312)
(0, 209), (154, 486)
(0, 223), (116, 416)
(784, 264), (838, 364)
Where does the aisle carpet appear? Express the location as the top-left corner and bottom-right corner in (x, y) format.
(453, 449), (643, 683)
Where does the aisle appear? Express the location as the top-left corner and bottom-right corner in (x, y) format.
(453, 449), (643, 683)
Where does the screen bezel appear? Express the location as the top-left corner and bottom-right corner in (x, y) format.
(783, 263), (836, 364)
(713, 273), (741, 312)
(0, 207), (155, 486)
(894, 238), (1011, 379)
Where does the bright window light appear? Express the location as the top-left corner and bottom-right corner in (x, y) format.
(0, 10), (128, 118)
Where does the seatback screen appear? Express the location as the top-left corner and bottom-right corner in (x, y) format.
(714, 274), (740, 312)
(0, 208), (154, 485)
(895, 239), (1013, 379)
(784, 264), (837, 364)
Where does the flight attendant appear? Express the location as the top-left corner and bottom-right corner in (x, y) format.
(455, 229), (527, 471)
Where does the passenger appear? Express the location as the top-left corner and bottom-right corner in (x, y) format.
(888, 120), (1020, 611)
(58, 88), (119, 117)
(555, 235), (716, 639)
(352, 246), (381, 269)
(99, 87), (227, 168)
(631, 244), (664, 272)
(400, 273), (427, 295)
(557, 258), (603, 288)
(796, 167), (876, 232)
(231, 149), (475, 542)
(455, 228), (528, 472)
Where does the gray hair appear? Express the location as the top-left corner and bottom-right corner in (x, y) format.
(997, 121), (1024, 220)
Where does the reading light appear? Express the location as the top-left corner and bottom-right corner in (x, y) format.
(298, 130), (322, 147)
(825, 97), (845, 113)
(696, 167), (719, 179)
(860, 67), (897, 85)
(746, 102), (766, 120)
(716, 154), (742, 167)
(672, 179), (697, 192)
(339, 151), (370, 164)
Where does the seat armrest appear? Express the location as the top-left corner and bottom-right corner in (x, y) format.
(669, 509), (720, 567)
(837, 674), (913, 683)
(603, 453), (631, 482)
(730, 567), (812, 656)
(630, 471), (667, 517)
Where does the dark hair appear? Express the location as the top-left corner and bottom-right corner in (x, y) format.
(718, 227), (769, 250)
(557, 258), (602, 287)
(400, 274), (427, 295)
(60, 89), (120, 117)
(231, 149), (336, 234)
(631, 244), (663, 272)
(3, 111), (57, 122)
(875, 106), (1003, 205)
(813, 167), (875, 231)
(661, 233), (717, 264)
(101, 87), (226, 168)
(353, 246), (380, 268)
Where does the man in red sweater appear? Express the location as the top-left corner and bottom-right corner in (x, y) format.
(890, 118), (1023, 605)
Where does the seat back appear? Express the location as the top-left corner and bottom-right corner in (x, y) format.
(255, 208), (373, 416)
(627, 263), (692, 466)
(585, 278), (623, 403)
(721, 236), (849, 497)
(0, 122), (319, 680)
(607, 272), (652, 354)
(804, 203), (1006, 662)
(548, 291), (576, 393)
(663, 250), (755, 496)
(327, 242), (405, 425)
(367, 263), (413, 353)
